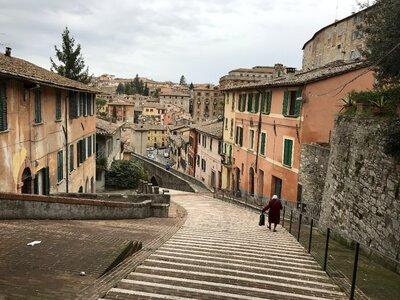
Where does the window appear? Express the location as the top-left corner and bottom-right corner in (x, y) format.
(254, 93), (260, 113)
(69, 144), (74, 172)
(56, 91), (62, 120)
(235, 126), (243, 147)
(188, 155), (193, 166)
(34, 90), (42, 123)
(282, 90), (301, 117)
(218, 141), (222, 155)
(197, 155), (200, 166)
(247, 94), (253, 112)
(238, 94), (246, 112)
(226, 93), (229, 104)
(202, 135), (206, 148)
(231, 93), (235, 111)
(283, 138), (293, 167)
(0, 82), (7, 132)
(69, 91), (79, 119)
(189, 136), (194, 147)
(57, 150), (63, 182)
(230, 119), (234, 138)
(225, 118), (228, 129)
(249, 129), (254, 150)
(88, 136), (92, 156)
(260, 92), (272, 114)
(83, 93), (88, 116)
(260, 132), (266, 156)
(201, 159), (206, 172)
(197, 134), (201, 144)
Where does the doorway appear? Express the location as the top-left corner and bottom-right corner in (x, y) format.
(258, 170), (264, 197)
(271, 176), (282, 199)
(249, 168), (255, 196)
(21, 168), (32, 194)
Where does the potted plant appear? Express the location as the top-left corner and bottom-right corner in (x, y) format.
(369, 96), (388, 115)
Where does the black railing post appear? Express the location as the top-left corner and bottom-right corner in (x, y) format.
(297, 213), (302, 241)
(308, 219), (314, 253)
(289, 210), (293, 234)
(323, 228), (330, 271)
(282, 206), (286, 227)
(349, 242), (360, 300)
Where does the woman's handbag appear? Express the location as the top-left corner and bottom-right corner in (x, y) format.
(259, 213), (265, 226)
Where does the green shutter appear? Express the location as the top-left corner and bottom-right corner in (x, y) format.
(260, 93), (266, 113)
(56, 91), (62, 120)
(283, 139), (293, 167)
(294, 90), (302, 117)
(254, 93), (260, 113)
(260, 133), (266, 155)
(35, 90), (42, 123)
(266, 92), (272, 114)
(88, 136), (92, 156)
(247, 94), (252, 112)
(70, 144), (74, 172)
(282, 91), (289, 116)
(44, 167), (50, 195)
(57, 151), (63, 182)
(241, 94), (246, 111)
(34, 175), (39, 194)
(0, 82), (7, 131)
(235, 126), (239, 144)
(239, 127), (243, 146)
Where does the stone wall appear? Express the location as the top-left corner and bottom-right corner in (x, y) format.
(320, 116), (400, 263)
(0, 192), (169, 219)
(298, 144), (330, 219)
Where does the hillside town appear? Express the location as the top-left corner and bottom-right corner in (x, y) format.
(0, 1), (399, 299)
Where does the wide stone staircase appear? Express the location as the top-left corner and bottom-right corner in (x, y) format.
(100, 194), (346, 300)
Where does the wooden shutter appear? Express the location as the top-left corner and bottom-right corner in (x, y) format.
(235, 126), (239, 144)
(241, 94), (246, 111)
(0, 82), (7, 131)
(254, 93), (260, 113)
(247, 94), (252, 112)
(266, 92), (272, 114)
(283, 139), (293, 167)
(69, 91), (77, 119)
(260, 133), (266, 155)
(34, 175), (39, 194)
(35, 90), (42, 123)
(294, 90), (302, 117)
(44, 167), (50, 195)
(88, 136), (92, 156)
(260, 93), (266, 113)
(69, 144), (74, 172)
(237, 94), (241, 111)
(57, 151), (63, 182)
(56, 91), (62, 120)
(239, 127), (243, 146)
(282, 91), (289, 116)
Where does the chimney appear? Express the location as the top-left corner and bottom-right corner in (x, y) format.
(286, 67), (296, 80)
(5, 47), (11, 57)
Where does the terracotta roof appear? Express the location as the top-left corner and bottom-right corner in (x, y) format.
(131, 124), (166, 131)
(108, 99), (134, 106)
(0, 53), (99, 93)
(96, 118), (122, 135)
(193, 120), (223, 139)
(223, 61), (368, 91)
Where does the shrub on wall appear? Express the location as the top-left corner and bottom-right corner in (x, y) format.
(384, 118), (400, 160)
(105, 160), (148, 189)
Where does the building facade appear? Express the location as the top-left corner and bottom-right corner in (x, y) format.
(0, 51), (97, 194)
(222, 62), (375, 205)
(192, 84), (224, 122)
(302, 6), (371, 70)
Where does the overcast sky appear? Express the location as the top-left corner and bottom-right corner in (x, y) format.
(0, 0), (361, 84)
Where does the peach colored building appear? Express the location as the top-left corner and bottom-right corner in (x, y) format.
(0, 51), (97, 194)
(193, 120), (223, 190)
(223, 62), (374, 204)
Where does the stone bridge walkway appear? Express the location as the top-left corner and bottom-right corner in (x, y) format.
(100, 193), (346, 300)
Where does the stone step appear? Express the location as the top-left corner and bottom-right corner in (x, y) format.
(154, 248), (320, 270)
(132, 266), (343, 294)
(115, 276), (344, 300)
(160, 242), (316, 262)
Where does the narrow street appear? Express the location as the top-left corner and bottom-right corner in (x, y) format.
(102, 192), (346, 300)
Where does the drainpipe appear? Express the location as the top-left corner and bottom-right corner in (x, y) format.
(254, 88), (264, 174)
(64, 92), (69, 193)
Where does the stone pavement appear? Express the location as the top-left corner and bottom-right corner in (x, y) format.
(101, 193), (347, 300)
(0, 201), (187, 300)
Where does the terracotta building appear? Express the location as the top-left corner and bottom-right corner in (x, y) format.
(302, 6), (371, 70)
(108, 99), (134, 123)
(222, 61), (374, 204)
(191, 84), (224, 122)
(0, 50), (97, 194)
(159, 90), (190, 113)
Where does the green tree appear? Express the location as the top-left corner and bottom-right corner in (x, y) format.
(132, 74), (142, 94)
(189, 82), (194, 90)
(105, 160), (148, 189)
(124, 81), (134, 95)
(361, 0), (400, 86)
(50, 27), (92, 84)
(179, 75), (186, 85)
(116, 82), (124, 94)
(143, 83), (149, 96)
(96, 97), (107, 111)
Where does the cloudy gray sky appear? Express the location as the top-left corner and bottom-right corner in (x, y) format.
(0, 0), (361, 83)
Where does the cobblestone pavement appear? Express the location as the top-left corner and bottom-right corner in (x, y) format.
(102, 193), (347, 300)
(0, 201), (186, 300)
